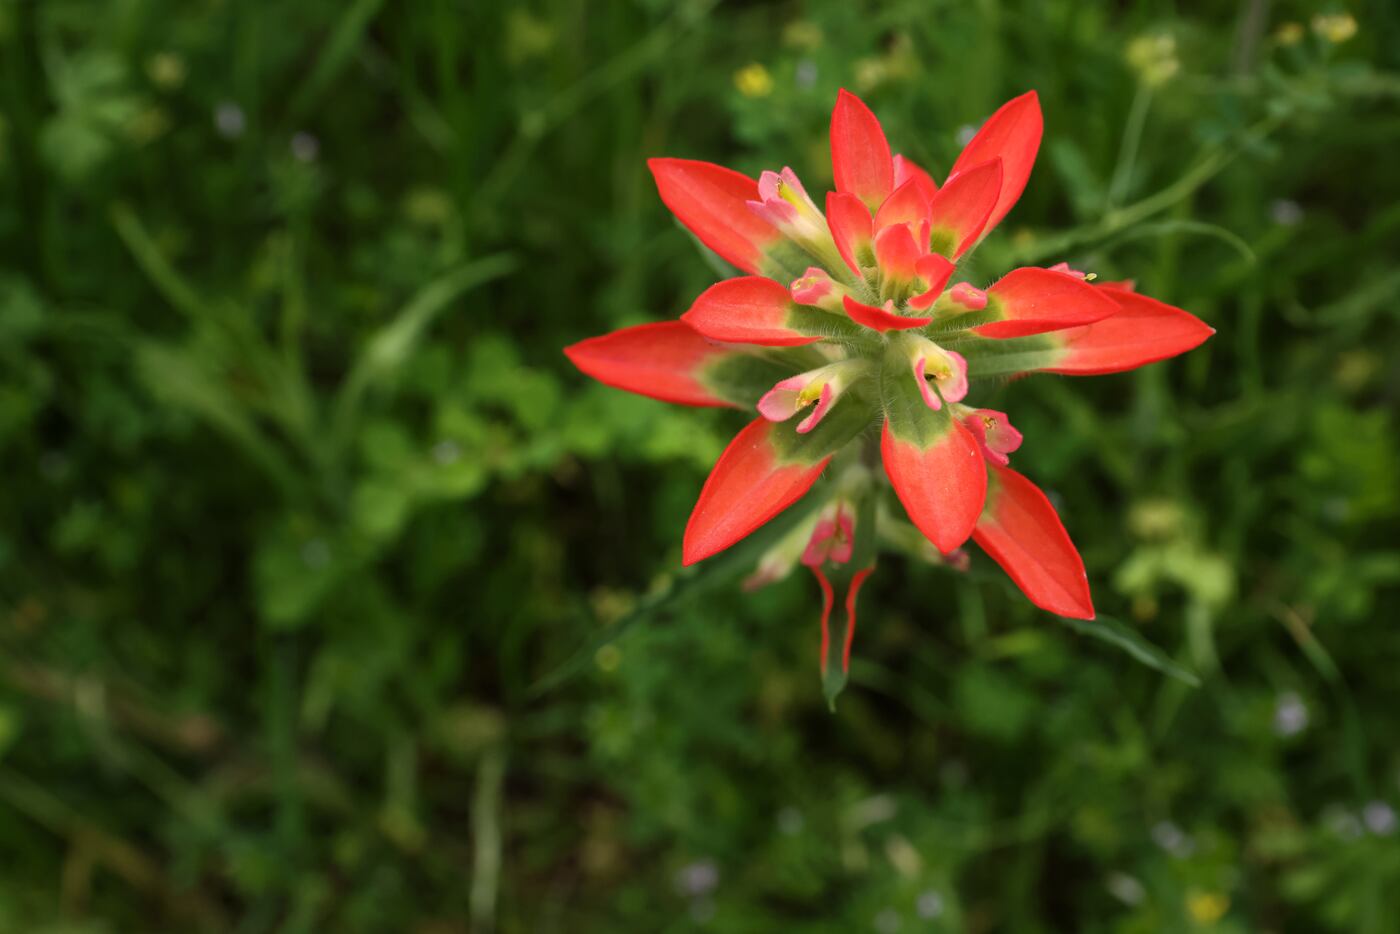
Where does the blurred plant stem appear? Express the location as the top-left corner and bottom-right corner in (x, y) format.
(1013, 111), (1285, 265)
(1106, 85), (1152, 210)
(471, 747), (506, 932)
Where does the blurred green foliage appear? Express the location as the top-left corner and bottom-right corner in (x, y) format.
(2, 0), (1399, 931)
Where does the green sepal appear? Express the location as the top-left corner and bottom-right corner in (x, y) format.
(770, 389), (872, 466)
(760, 240), (819, 283)
(785, 305), (881, 349)
(698, 353), (797, 408)
(878, 338), (956, 446)
(949, 333), (1064, 379)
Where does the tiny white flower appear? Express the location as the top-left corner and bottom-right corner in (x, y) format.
(1270, 199), (1304, 226)
(291, 131), (320, 162)
(1151, 821), (1195, 857)
(675, 860), (719, 897)
(916, 891), (945, 919)
(1363, 801), (1396, 836)
(1106, 872), (1146, 906)
(1273, 691), (1308, 737)
(214, 102), (245, 139)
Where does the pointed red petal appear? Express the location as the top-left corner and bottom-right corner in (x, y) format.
(565, 321), (736, 407)
(648, 158), (780, 275)
(880, 418), (986, 554)
(1047, 290), (1215, 375)
(893, 154), (939, 199)
(909, 254), (956, 310)
(842, 294), (931, 332)
(977, 267), (1120, 338)
(973, 464), (1093, 619)
(682, 276), (823, 347)
(831, 89), (894, 212)
(826, 191), (874, 276)
(872, 223), (922, 283)
(873, 177), (932, 235)
(949, 91), (1043, 237)
(926, 158), (1002, 258)
(683, 418), (832, 565)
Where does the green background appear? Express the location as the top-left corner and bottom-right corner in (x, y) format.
(3, 0), (1399, 931)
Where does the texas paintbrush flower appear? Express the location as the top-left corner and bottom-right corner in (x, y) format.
(565, 89), (1214, 703)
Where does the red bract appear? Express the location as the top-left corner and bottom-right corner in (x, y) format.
(566, 89), (1214, 699)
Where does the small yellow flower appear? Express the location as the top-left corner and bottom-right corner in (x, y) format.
(146, 52), (186, 90)
(1335, 350), (1380, 392)
(782, 20), (823, 50)
(1275, 21), (1305, 45)
(127, 106), (170, 145)
(885, 35), (918, 82)
(1312, 12), (1357, 43)
(854, 58), (886, 92)
(1186, 890), (1230, 925)
(505, 9), (556, 64)
(1129, 498), (1186, 541)
(403, 187), (453, 227)
(734, 63), (774, 98)
(589, 586), (634, 625)
(594, 643), (622, 672)
(1126, 33), (1180, 88)
(884, 835), (923, 877)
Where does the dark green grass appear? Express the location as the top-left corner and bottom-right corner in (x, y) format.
(2, 0), (1399, 930)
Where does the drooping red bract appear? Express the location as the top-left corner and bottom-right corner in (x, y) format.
(973, 464), (1094, 620)
(683, 418), (833, 566)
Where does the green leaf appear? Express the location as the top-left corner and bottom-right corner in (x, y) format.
(135, 340), (301, 495)
(287, 0), (388, 120)
(1057, 614), (1202, 687)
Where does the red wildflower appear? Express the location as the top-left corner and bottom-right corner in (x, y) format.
(566, 89), (1214, 700)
